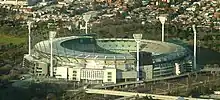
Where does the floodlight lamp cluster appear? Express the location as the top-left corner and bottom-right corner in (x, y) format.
(27, 21), (33, 27)
(158, 16), (167, 24)
(83, 14), (91, 22)
(133, 34), (142, 42)
(49, 31), (57, 39)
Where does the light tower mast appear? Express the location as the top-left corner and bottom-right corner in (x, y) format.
(27, 21), (32, 56)
(133, 34), (142, 81)
(49, 31), (57, 77)
(157, 16), (167, 42)
(192, 25), (197, 70)
(83, 14), (91, 34)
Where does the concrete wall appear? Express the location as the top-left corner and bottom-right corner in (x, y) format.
(34, 61), (48, 76)
(117, 71), (137, 79)
(80, 69), (104, 80)
(55, 66), (68, 79)
(103, 68), (116, 84)
(68, 68), (81, 81)
(143, 65), (153, 79)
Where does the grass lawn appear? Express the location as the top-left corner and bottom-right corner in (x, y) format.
(0, 35), (26, 45)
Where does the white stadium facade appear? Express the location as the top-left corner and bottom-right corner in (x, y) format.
(24, 35), (193, 84)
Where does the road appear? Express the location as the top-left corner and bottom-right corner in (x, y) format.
(85, 89), (209, 100)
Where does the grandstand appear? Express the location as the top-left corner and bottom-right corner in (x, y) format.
(24, 35), (193, 84)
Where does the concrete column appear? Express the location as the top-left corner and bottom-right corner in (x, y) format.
(136, 41), (140, 81)
(150, 85), (153, 92)
(167, 83), (170, 91)
(125, 78), (127, 82)
(144, 83), (147, 88)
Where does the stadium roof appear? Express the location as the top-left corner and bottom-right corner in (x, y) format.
(34, 36), (189, 61)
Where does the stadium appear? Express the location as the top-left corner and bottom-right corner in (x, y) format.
(24, 34), (193, 84)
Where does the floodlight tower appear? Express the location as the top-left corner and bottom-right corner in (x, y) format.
(158, 16), (167, 42)
(192, 25), (197, 70)
(49, 31), (57, 77)
(27, 21), (33, 56)
(83, 14), (91, 34)
(133, 34), (142, 81)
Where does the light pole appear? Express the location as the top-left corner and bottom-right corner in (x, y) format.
(158, 16), (167, 42)
(192, 25), (197, 70)
(83, 14), (91, 34)
(133, 34), (142, 81)
(27, 21), (32, 56)
(49, 31), (57, 77)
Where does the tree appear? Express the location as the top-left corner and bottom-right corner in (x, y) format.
(31, 97), (40, 100)
(134, 0), (142, 8)
(46, 93), (56, 100)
